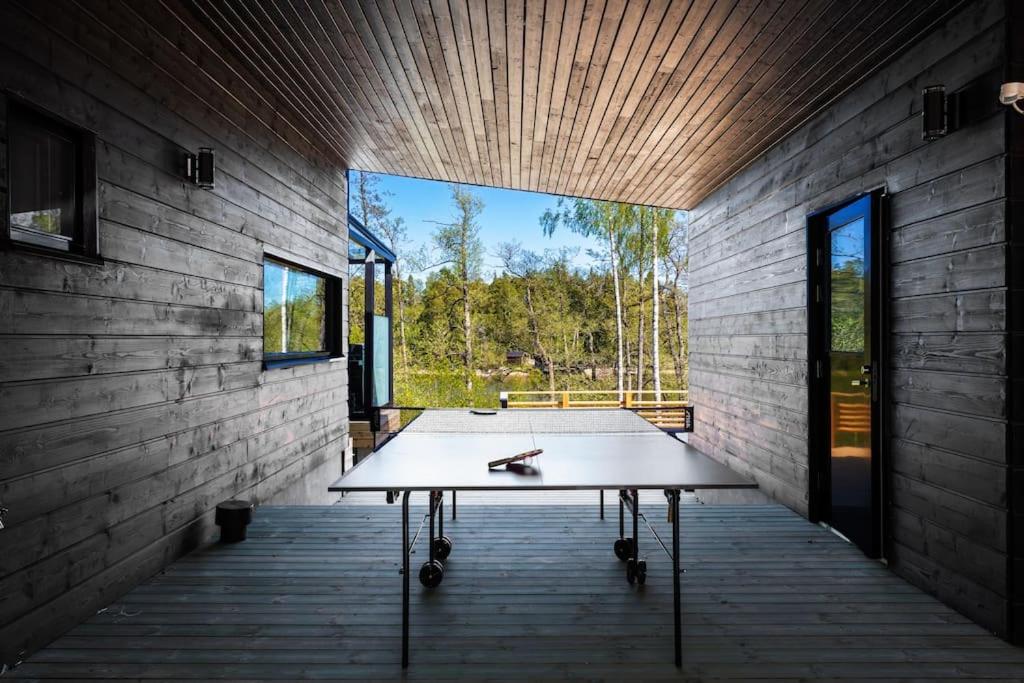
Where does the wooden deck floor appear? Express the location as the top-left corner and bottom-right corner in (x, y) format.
(10, 502), (1024, 681)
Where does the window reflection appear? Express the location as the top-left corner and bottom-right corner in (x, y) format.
(10, 112), (78, 243)
(264, 259), (327, 355)
(830, 219), (865, 353)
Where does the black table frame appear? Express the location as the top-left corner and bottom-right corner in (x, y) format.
(398, 487), (683, 668)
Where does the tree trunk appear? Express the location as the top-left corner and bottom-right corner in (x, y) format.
(625, 337), (632, 392)
(395, 268), (409, 370)
(672, 273), (686, 389)
(608, 228), (625, 399)
(635, 213), (646, 396)
(652, 217), (662, 401)
(459, 212), (474, 391)
(665, 274), (684, 388)
(355, 172), (366, 224)
(524, 284), (555, 395)
(636, 292), (645, 393)
(280, 267), (289, 353)
(588, 332), (597, 382)
(462, 278), (472, 390)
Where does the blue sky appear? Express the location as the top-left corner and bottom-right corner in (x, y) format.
(360, 173), (604, 278)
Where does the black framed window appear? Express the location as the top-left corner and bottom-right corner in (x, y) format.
(5, 97), (98, 258)
(263, 255), (343, 369)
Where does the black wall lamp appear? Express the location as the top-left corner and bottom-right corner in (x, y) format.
(185, 147), (216, 189)
(922, 85), (960, 141)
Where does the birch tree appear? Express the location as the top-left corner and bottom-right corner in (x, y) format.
(426, 185), (484, 390)
(650, 209), (661, 401)
(542, 199), (631, 399)
(666, 213), (690, 388)
(649, 207), (675, 402)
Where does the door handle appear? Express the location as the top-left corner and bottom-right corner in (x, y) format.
(851, 379), (870, 387)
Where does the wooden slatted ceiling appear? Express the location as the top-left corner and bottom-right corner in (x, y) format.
(179, 0), (963, 209)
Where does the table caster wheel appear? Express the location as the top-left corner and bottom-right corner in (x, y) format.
(614, 538), (632, 561)
(433, 535), (453, 561)
(419, 560), (444, 588)
(626, 559), (647, 585)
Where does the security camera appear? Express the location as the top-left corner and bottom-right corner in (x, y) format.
(1000, 82), (1024, 114)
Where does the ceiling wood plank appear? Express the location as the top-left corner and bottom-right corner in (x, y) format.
(505, 0), (526, 190)
(302, 0), (433, 180)
(588, 0), (762, 202)
(213, 1), (365, 163)
(635, 0), (842, 204)
(528, 0), (566, 192)
(551, 0), (626, 197)
(174, 0), (966, 209)
(655, 0), (899, 206)
(426, 0), (490, 186)
(542, 0), (605, 195)
(559, 0), (655, 198)
(487, 0), (513, 188)
(327, 0), (451, 178)
(359, 0), (464, 178)
(391, 0), (475, 181)
(583, 0), (710, 199)
(675, 0), (957, 206)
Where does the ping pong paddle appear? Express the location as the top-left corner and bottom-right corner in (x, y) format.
(487, 448), (543, 469)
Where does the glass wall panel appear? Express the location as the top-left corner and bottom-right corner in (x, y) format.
(372, 314), (391, 406)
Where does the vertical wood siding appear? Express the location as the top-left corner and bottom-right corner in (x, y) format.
(0, 1), (348, 662)
(688, 0), (1011, 636)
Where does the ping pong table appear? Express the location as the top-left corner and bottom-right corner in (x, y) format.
(329, 408), (756, 668)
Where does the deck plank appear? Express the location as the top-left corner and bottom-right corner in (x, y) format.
(9, 503), (1024, 681)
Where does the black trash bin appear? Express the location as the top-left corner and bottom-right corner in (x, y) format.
(215, 499), (254, 543)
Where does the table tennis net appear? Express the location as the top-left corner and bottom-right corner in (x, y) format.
(402, 408), (663, 434)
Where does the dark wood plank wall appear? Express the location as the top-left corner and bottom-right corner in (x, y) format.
(0, 0), (348, 663)
(688, 0), (1011, 636)
(1006, 0), (1024, 646)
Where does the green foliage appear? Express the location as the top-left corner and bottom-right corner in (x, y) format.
(265, 286), (326, 354)
(349, 174), (691, 408)
(830, 261), (865, 352)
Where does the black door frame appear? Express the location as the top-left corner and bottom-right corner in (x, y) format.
(806, 188), (889, 559)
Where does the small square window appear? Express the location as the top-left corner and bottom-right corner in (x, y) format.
(263, 255), (343, 369)
(5, 98), (98, 257)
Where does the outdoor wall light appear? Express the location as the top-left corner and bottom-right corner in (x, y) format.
(185, 147), (216, 189)
(922, 85), (959, 141)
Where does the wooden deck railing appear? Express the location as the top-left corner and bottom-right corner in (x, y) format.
(499, 390), (693, 432)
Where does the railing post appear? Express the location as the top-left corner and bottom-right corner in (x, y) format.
(624, 392), (633, 409)
(499, 391), (508, 409)
(561, 391), (570, 409)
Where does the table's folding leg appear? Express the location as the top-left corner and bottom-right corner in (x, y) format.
(619, 489), (625, 538)
(401, 490), (411, 668)
(631, 489), (639, 563)
(436, 491), (443, 542)
(428, 491), (436, 565)
(671, 488), (681, 667)
(612, 490), (631, 562)
(417, 492), (448, 590)
(620, 490), (647, 584)
(452, 490), (457, 520)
